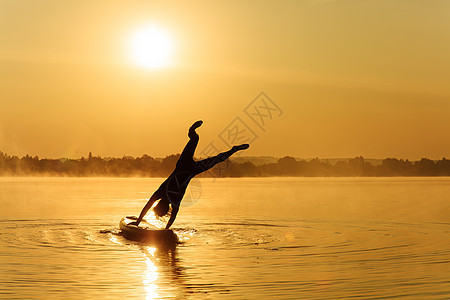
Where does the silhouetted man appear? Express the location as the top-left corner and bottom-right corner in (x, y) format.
(131, 120), (249, 229)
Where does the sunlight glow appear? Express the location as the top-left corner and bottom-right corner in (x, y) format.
(145, 204), (168, 229)
(128, 25), (174, 69)
(143, 247), (159, 300)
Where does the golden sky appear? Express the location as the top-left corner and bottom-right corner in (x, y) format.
(1, 0), (450, 159)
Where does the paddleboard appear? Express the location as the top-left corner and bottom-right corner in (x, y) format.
(119, 216), (179, 245)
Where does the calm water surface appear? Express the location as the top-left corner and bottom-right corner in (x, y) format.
(0, 177), (449, 299)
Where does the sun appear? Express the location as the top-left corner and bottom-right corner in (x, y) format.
(128, 25), (174, 69)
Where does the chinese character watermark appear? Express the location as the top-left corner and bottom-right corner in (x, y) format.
(244, 91), (283, 131)
(219, 117), (258, 147)
(198, 91), (283, 180)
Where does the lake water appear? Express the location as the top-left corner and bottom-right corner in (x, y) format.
(0, 177), (449, 299)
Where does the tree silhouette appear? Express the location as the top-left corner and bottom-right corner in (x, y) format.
(1, 150), (450, 177)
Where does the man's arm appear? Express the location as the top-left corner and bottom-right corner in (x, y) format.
(130, 196), (158, 226)
(165, 205), (179, 229)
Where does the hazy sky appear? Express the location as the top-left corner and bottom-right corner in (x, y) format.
(1, 0), (450, 159)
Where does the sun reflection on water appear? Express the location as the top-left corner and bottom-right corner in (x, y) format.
(108, 235), (121, 245)
(145, 205), (170, 229)
(143, 247), (159, 300)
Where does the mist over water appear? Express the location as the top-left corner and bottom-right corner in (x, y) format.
(1, 177), (449, 299)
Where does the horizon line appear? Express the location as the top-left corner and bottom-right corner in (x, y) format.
(1, 150), (448, 162)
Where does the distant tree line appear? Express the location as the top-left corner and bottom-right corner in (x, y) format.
(1, 151), (450, 177)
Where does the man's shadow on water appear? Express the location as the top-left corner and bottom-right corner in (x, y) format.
(139, 245), (188, 298)
(139, 244), (231, 297)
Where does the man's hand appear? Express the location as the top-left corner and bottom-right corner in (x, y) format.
(165, 206), (179, 229)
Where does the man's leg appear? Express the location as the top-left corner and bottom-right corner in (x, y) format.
(177, 121), (203, 167)
(195, 143), (249, 174)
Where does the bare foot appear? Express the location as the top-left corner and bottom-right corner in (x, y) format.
(189, 120), (203, 138)
(232, 144), (250, 151)
(191, 120), (203, 130)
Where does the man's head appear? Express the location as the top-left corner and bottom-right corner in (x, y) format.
(154, 199), (170, 217)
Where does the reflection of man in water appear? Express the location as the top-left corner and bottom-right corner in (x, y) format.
(131, 121), (249, 229)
